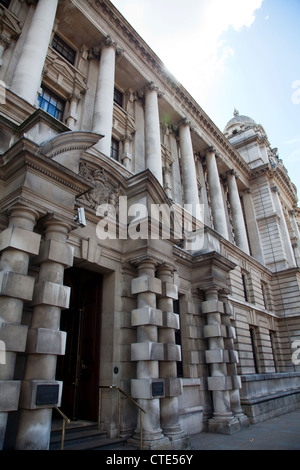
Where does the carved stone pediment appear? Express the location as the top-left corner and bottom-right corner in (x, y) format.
(43, 48), (88, 98)
(0, 5), (21, 46)
(78, 161), (124, 212)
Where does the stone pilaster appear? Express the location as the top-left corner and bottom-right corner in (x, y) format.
(202, 288), (240, 434)
(206, 148), (228, 239)
(156, 264), (189, 449)
(10, 0), (59, 104)
(144, 82), (163, 185)
(226, 171), (250, 254)
(0, 205), (40, 449)
(92, 35), (119, 156)
(130, 259), (169, 449)
(15, 216), (73, 450)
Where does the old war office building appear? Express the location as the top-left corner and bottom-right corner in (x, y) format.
(0, 0), (300, 451)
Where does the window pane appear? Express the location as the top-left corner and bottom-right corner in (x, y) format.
(38, 86), (65, 122)
(52, 34), (76, 65)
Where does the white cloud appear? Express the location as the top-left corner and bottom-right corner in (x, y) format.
(111, 0), (263, 105)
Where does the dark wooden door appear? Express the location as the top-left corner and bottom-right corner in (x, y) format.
(57, 267), (102, 421)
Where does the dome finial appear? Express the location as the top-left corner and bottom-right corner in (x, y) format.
(234, 108), (239, 116)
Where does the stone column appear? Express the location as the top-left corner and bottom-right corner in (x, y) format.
(179, 119), (201, 219)
(156, 264), (189, 448)
(241, 189), (264, 264)
(130, 259), (169, 449)
(219, 292), (249, 429)
(144, 82), (163, 185)
(121, 134), (133, 170)
(92, 36), (117, 156)
(289, 210), (300, 265)
(206, 148), (228, 239)
(15, 216), (73, 450)
(226, 171), (250, 254)
(0, 205), (41, 449)
(202, 288), (239, 434)
(271, 186), (296, 267)
(10, 0), (59, 105)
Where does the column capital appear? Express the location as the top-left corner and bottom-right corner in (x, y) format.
(145, 81), (164, 98)
(91, 35), (123, 58)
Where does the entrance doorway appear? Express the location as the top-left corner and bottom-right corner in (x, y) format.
(56, 267), (103, 421)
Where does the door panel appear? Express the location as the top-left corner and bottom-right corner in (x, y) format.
(56, 267), (102, 421)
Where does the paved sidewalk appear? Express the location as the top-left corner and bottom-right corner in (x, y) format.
(190, 409), (300, 450)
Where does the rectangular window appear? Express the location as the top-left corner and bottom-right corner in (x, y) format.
(110, 138), (120, 161)
(261, 282), (269, 310)
(249, 326), (259, 373)
(52, 34), (76, 65)
(242, 273), (249, 302)
(173, 299), (183, 378)
(114, 87), (123, 107)
(38, 87), (65, 121)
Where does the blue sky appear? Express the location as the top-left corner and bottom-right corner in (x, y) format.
(110, 0), (300, 199)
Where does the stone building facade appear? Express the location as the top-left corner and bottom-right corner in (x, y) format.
(0, 0), (300, 450)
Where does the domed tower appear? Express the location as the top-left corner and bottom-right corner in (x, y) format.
(224, 110), (270, 168)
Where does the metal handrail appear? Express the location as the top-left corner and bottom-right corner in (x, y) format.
(54, 407), (71, 450)
(98, 385), (147, 450)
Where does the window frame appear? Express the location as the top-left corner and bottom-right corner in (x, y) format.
(38, 86), (65, 122)
(51, 33), (76, 65)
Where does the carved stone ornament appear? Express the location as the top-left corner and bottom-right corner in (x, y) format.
(78, 161), (122, 213)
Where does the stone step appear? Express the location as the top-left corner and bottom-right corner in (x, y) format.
(50, 421), (135, 450)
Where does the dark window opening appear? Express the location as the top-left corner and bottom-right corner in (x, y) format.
(110, 138), (120, 161)
(173, 299), (183, 378)
(114, 87), (123, 107)
(249, 327), (259, 373)
(242, 274), (249, 302)
(38, 87), (65, 121)
(52, 34), (76, 65)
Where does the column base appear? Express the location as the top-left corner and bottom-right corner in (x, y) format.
(128, 431), (171, 450)
(165, 431), (191, 450)
(208, 416), (241, 435)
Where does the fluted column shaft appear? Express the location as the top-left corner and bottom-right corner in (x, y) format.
(179, 120), (201, 220)
(206, 149), (228, 239)
(11, 0), (58, 104)
(144, 83), (163, 185)
(227, 171), (250, 254)
(93, 38), (117, 156)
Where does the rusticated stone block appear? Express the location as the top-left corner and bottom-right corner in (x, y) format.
(162, 311), (180, 329)
(0, 324), (28, 352)
(131, 378), (165, 399)
(201, 300), (224, 315)
(131, 275), (162, 295)
(164, 343), (181, 361)
(231, 375), (242, 389)
(203, 324), (222, 338)
(227, 325), (236, 339)
(0, 380), (21, 411)
(131, 342), (164, 361)
(131, 307), (162, 327)
(160, 282), (178, 300)
(164, 377), (182, 397)
(26, 328), (66, 355)
(0, 226), (41, 256)
(205, 349), (224, 364)
(19, 380), (62, 409)
(0, 271), (35, 301)
(33, 239), (73, 267)
(31, 281), (70, 308)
